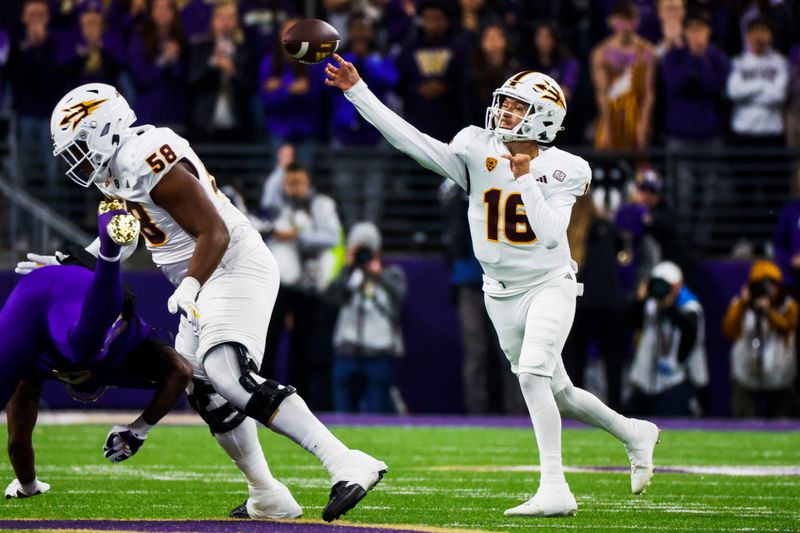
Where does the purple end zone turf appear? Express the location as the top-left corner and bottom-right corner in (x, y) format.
(318, 414), (800, 432)
(0, 520), (421, 532)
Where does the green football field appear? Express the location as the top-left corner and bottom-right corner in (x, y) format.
(0, 422), (798, 532)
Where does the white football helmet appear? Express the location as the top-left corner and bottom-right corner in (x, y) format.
(50, 83), (136, 187)
(485, 71), (567, 144)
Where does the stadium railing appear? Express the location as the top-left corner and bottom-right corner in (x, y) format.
(2, 136), (799, 262)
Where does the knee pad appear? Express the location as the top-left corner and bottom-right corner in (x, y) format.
(243, 379), (296, 425)
(187, 378), (247, 435)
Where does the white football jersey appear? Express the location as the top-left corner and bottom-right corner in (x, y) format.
(344, 80), (591, 293)
(451, 126), (591, 291)
(98, 126), (252, 268)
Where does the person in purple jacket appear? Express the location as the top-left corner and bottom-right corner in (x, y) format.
(330, 12), (398, 226)
(60, 2), (126, 90)
(660, 10), (729, 248)
(773, 187), (800, 293)
(1, 200), (192, 498)
(128, 0), (187, 133)
(393, 0), (467, 142)
(259, 17), (326, 165)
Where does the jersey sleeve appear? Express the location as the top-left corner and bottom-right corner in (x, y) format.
(566, 157), (592, 197)
(115, 128), (191, 194)
(344, 79), (470, 189)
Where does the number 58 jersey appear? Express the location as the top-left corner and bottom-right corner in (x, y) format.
(450, 126), (591, 292)
(98, 125), (253, 268)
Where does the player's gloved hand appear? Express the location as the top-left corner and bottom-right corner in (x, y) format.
(103, 425), (146, 463)
(167, 277), (201, 332)
(4, 478), (50, 499)
(14, 252), (68, 275)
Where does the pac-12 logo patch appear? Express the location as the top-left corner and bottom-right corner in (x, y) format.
(553, 170), (566, 182)
(486, 157), (497, 171)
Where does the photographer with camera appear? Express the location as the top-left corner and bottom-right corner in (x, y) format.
(722, 260), (799, 418)
(625, 261), (709, 416)
(327, 222), (407, 413)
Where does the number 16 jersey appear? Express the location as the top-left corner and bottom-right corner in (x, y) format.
(450, 126), (591, 292)
(97, 125), (252, 268)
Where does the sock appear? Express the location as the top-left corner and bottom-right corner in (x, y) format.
(214, 417), (279, 492)
(554, 385), (635, 444)
(269, 394), (348, 473)
(519, 373), (566, 486)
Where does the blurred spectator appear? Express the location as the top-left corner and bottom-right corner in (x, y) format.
(626, 261), (708, 416)
(591, 0), (662, 45)
(735, 0), (798, 54)
(107, 0), (147, 44)
(462, 23), (518, 127)
(661, 10), (729, 244)
(564, 196), (626, 410)
(457, 0), (506, 41)
(786, 42), (800, 150)
(187, 0), (253, 142)
(328, 222), (406, 413)
(773, 182), (800, 292)
(179, 0), (214, 44)
(380, 0), (417, 48)
(440, 180), (522, 414)
(60, 3), (124, 89)
(8, 0), (59, 190)
(128, 0), (187, 132)
(394, 0), (467, 142)
(259, 17), (325, 165)
(528, 22), (579, 104)
(726, 17), (789, 147)
(722, 260), (798, 417)
(240, 0), (296, 59)
(261, 156), (343, 409)
(633, 168), (690, 273)
(591, 2), (657, 151)
(330, 12), (398, 226)
(654, 0), (685, 57)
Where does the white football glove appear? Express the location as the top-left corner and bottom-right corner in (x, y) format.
(103, 425), (147, 463)
(14, 252), (68, 275)
(167, 277), (201, 331)
(5, 478), (50, 499)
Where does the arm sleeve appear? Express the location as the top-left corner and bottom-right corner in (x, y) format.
(721, 298), (747, 341)
(726, 59), (761, 101)
(765, 299), (799, 334)
(84, 237), (137, 263)
(674, 309), (700, 363)
(344, 79), (469, 190)
(751, 57), (789, 105)
(260, 165), (285, 212)
(298, 196), (341, 253)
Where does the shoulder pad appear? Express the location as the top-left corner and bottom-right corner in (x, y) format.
(115, 127), (190, 185)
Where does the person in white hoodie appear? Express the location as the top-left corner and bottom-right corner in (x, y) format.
(726, 16), (789, 147)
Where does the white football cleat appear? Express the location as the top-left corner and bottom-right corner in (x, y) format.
(626, 420), (661, 495)
(504, 483), (577, 517)
(323, 449), (388, 522)
(230, 481), (303, 519)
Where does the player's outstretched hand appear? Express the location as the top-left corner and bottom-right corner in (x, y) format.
(501, 153), (532, 179)
(324, 53), (361, 91)
(5, 478), (50, 499)
(14, 252), (68, 275)
(104, 425), (147, 463)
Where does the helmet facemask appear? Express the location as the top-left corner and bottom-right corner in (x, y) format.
(54, 129), (111, 188)
(485, 93), (540, 143)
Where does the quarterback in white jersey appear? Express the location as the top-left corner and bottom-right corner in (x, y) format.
(326, 55), (660, 517)
(23, 83), (387, 522)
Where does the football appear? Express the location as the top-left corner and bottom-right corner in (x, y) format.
(282, 19), (340, 65)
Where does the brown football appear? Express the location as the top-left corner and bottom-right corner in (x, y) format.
(282, 19), (340, 65)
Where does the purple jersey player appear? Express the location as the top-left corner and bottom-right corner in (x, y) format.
(2, 201), (192, 499)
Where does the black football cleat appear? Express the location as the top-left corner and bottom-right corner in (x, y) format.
(321, 469), (387, 522)
(229, 499), (250, 518)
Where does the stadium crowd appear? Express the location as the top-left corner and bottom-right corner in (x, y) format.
(0, 0), (799, 417)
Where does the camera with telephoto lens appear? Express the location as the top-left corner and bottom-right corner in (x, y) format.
(354, 247), (374, 268)
(647, 277), (672, 301)
(748, 279), (772, 302)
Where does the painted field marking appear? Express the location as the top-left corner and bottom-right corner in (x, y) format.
(428, 465), (800, 476)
